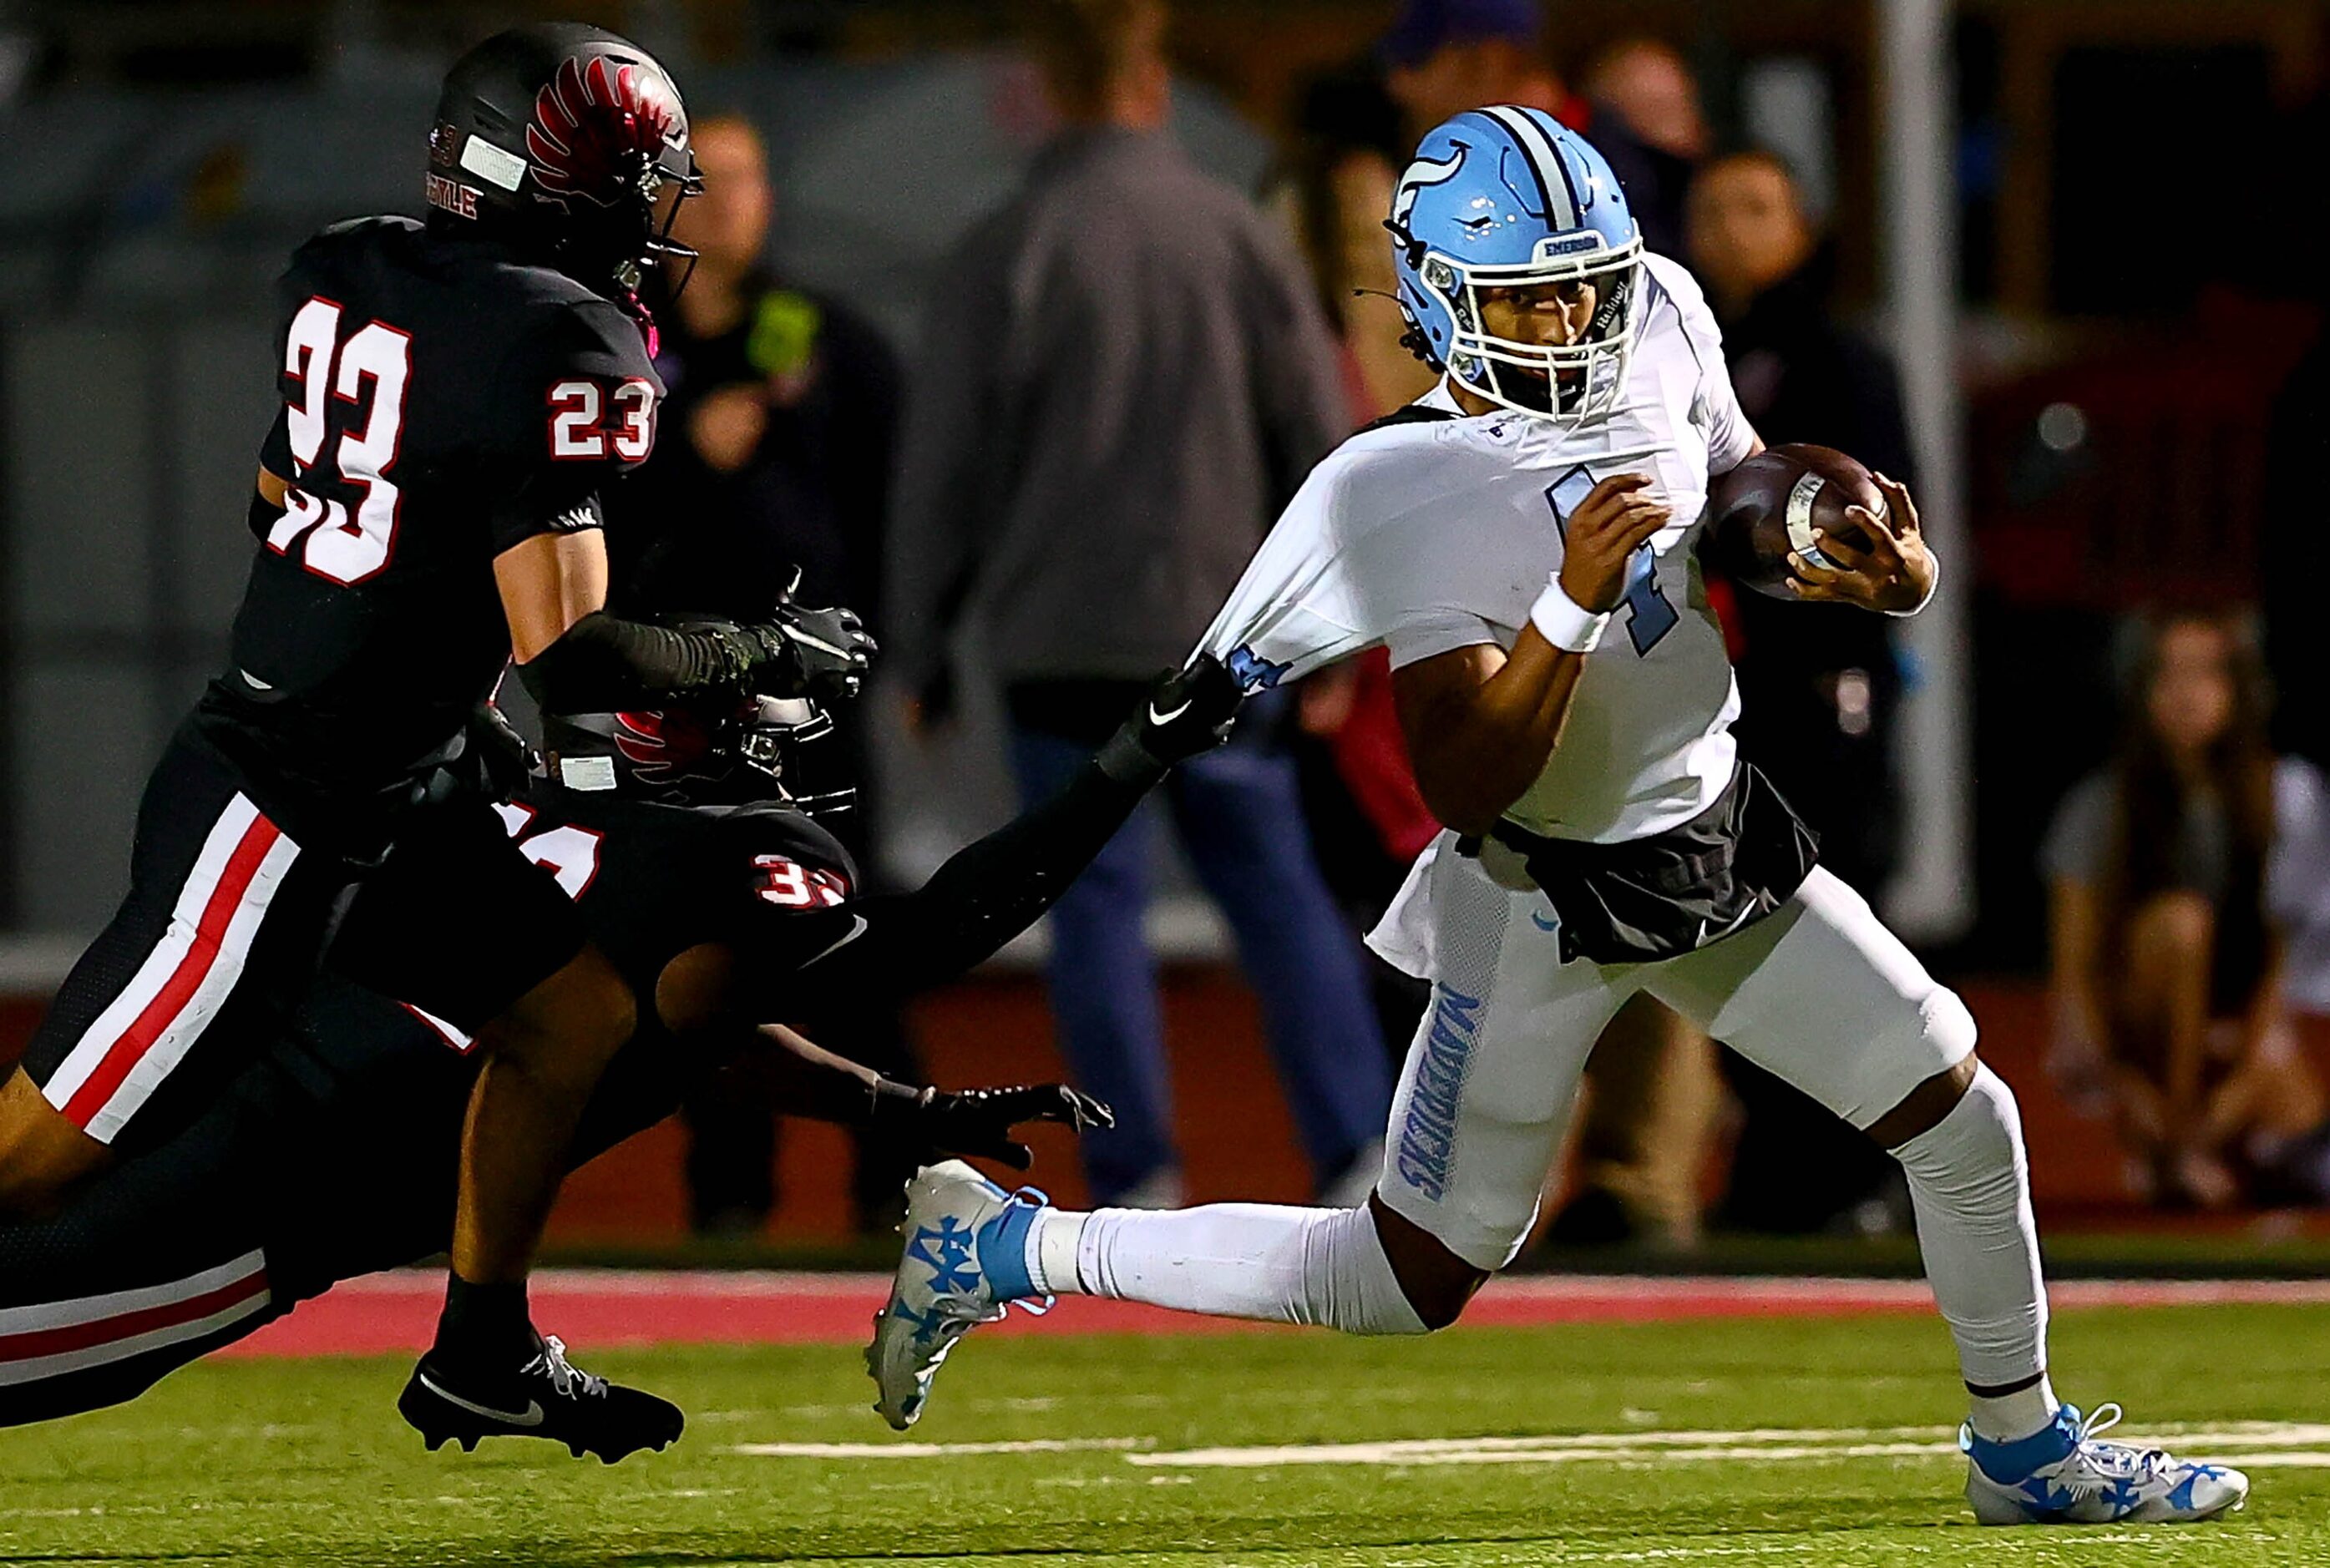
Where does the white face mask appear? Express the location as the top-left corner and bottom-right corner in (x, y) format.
(1419, 238), (1645, 427)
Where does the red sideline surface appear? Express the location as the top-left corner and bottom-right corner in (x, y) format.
(221, 1272), (2330, 1359)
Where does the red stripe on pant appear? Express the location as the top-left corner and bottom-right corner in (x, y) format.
(0, 1266), (271, 1363)
(61, 812), (284, 1130)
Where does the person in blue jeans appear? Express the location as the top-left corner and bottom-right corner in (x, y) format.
(1007, 685), (1390, 1204)
(886, 3), (1392, 1202)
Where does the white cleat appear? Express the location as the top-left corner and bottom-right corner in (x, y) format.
(865, 1161), (1050, 1432)
(1962, 1404), (2251, 1525)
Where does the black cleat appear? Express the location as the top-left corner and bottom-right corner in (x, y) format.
(398, 1332), (683, 1463)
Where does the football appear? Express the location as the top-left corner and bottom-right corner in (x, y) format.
(1703, 443), (1887, 598)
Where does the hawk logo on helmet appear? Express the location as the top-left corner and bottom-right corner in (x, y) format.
(611, 709), (715, 779)
(524, 55), (685, 210)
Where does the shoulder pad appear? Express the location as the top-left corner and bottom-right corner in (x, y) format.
(1355, 404), (1459, 437)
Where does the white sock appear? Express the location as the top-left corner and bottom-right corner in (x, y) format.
(1026, 1202), (1426, 1334)
(1028, 1209), (1086, 1295)
(1888, 1063), (2055, 1442)
(1968, 1376), (2060, 1447)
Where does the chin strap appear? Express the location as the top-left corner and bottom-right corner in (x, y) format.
(615, 286), (659, 359)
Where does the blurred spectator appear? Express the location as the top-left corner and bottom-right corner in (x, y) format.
(1578, 38), (1705, 256)
(1689, 148), (1912, 887)
(889, 0), (1393, 1206)
(1276, 63), (1432, 420)
(1581, 38), (1709, 162)
(2044, 611), (2330, 1209)
(1687, 148), (1917, 1235)
(1379, 0), (1566, 139)
(616, 114), (899, 622)
(610, 113), (919, 1236)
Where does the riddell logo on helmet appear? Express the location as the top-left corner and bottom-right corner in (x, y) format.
(424, 175), (479, 220)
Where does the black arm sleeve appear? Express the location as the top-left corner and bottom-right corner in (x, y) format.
(808, 761), (1150, 994)
(516, 609), (751, 712)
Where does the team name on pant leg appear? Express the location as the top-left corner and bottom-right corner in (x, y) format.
(1395, 986), (1483, 1202)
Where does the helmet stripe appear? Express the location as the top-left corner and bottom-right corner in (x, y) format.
(1479, 105), (1578, 230)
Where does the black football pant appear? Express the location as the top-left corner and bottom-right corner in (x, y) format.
(0, 992), (702, 1429)
(0, 1086), (308, 1427)
(17, 723), (587, 1154)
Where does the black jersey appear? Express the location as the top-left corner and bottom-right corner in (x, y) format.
(487, 783), (860, 1014)
(245, 786), (862, 1264)
(195, 217), (661, 837)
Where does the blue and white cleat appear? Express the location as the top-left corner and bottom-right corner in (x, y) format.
(1962, 1404), (2250, 1524)
(866, 1160), (1050, 1431)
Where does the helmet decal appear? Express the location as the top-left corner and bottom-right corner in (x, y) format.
(1390, 140), (1468, 237)
(611, 708), (713, 778)
(524, 54), (683, 210)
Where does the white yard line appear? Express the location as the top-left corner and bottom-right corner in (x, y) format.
(733, 1436), (1148, 1459)
(1126, 1420), (2330, 1470)
(731, 1419), (2330, 1470)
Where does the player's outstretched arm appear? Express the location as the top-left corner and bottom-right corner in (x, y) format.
(1395, 474), (1669, 836)
(494, 532), (877, 711)
(807, 658), (1244, 994)
(738, 1024), (1112, 1170)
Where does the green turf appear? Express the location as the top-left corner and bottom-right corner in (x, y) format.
(1, 1305), (2320, 1566)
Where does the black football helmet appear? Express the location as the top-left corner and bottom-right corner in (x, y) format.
(543, 695), (856, 817)
(428, 23), (702, 306)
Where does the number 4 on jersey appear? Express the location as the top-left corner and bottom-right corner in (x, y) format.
(1546, 464), (1679, 655)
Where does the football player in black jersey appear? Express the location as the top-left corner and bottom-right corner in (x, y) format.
(0, 24), (874, 1460)
(0, 661), (1243, 1441)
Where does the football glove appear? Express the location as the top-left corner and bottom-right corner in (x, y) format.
(460, 701), (541, 801)
(1096, 655), (1244, 785)
(878, 1082), (1115, 1171)
(737, 603), (877, 703)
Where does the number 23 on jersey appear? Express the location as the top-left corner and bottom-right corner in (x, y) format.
(270, 296), (409, 586)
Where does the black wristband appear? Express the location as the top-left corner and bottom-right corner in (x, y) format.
(865, 1078), (934, 1120)
(1094, 724), (1168, 788)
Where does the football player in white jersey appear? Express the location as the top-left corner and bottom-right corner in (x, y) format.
(868, 107), (2246, 1526)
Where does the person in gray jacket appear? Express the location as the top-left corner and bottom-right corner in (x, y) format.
(889, 0), (1390, 1206)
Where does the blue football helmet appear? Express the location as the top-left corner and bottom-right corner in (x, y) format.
(1387, 106), (1644, 426)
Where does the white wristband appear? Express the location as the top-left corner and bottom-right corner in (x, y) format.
(1529, 575), (1612, 653)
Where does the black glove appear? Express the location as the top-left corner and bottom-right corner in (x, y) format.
(875, 1082), (1115, 1171)
(1096, 655), (1244, 786)
(737, 603), (878, 703)
(460, 701), (539, 801)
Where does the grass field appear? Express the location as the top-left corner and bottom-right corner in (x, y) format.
(3, 1302), (2324, 1567)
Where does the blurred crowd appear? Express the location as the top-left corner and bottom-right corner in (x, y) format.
(613, 0), (2330, 1242)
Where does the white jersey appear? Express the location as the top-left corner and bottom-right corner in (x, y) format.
(1198, 252), (1759, 844)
